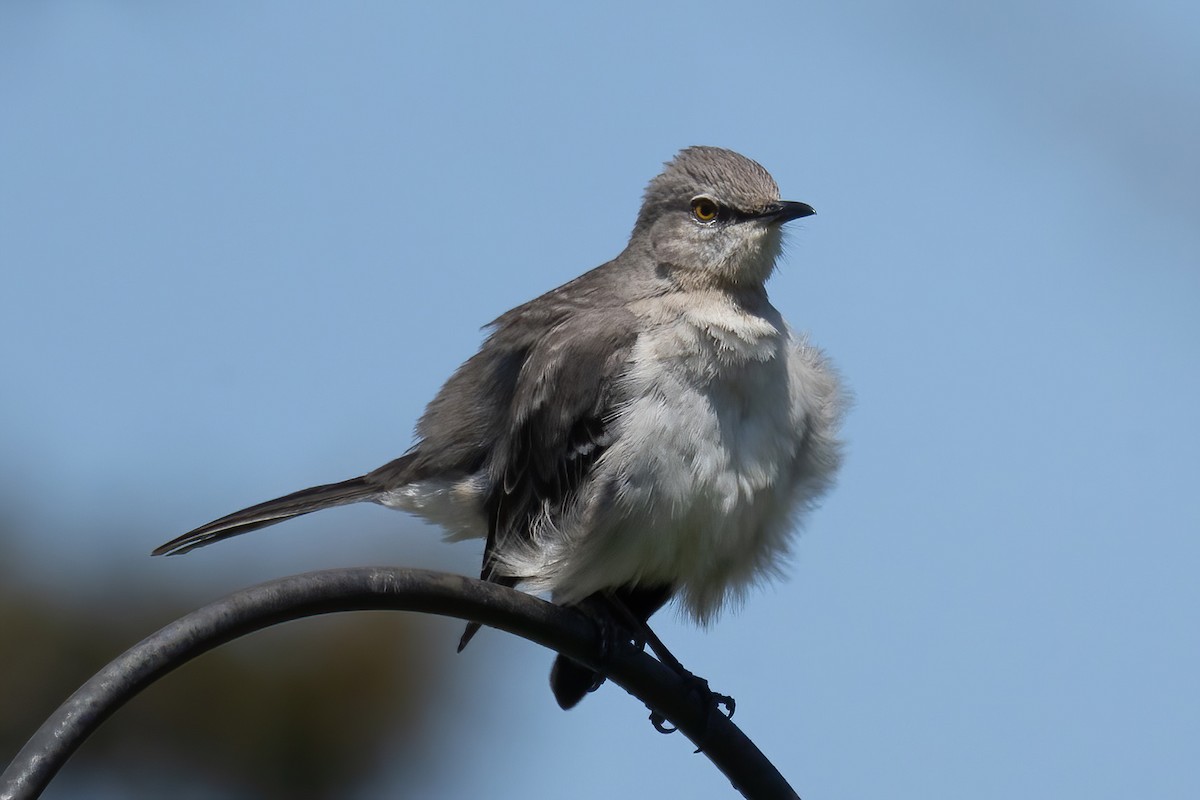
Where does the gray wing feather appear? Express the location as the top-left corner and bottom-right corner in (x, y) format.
(454, 296), (641, 648)
(483, 309), (638, 566)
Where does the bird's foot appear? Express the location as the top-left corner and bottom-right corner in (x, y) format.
(649, 669), (736, 750)
(588, 597), (646, 680)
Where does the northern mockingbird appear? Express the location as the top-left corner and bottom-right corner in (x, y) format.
(154, 146), (845, 709)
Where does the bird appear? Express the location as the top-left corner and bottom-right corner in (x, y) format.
(153, 146), (845, 710)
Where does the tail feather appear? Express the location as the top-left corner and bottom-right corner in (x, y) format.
(549, 655), (603, 709)
(457, 572), (520, 652)
(152, 476), (380, 556)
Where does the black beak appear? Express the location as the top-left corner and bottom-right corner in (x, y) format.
(762, 200), (816, 224)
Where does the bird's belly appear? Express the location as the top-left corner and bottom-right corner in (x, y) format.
(607, 381), (795, 596)
(558, 324), (804, 620)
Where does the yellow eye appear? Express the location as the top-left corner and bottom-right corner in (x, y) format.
(691, 197), (719, 223)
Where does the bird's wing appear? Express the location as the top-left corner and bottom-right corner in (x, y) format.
(487, 309), (639, 564)
(456, 305), (640, 648)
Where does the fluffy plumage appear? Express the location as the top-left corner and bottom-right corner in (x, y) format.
(153, 146), (846, 707)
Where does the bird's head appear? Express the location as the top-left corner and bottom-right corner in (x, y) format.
(632, 146), (814, 289)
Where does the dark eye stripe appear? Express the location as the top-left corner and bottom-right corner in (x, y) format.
(727, 203), (781, 223)
(690, 198), (782, 225)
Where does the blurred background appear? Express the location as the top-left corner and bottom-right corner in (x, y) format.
(2, 2), (1197, 798)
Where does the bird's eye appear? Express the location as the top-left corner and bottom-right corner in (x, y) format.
(691, 197), (720, 223)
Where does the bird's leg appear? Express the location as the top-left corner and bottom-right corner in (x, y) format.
(560, 587), (736, 742)
(599, 591), (736, 739)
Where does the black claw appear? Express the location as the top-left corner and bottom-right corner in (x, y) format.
(644, 673), (737, 747)
(650, 710), (677, 733)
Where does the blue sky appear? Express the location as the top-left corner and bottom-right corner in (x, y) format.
(2, 2), (1198, 798)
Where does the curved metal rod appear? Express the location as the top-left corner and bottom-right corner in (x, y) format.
(0, 567), (800, 800)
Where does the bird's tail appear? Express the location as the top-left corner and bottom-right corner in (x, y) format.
(549, 655), (605, 709)
(152, 476), (381, 556)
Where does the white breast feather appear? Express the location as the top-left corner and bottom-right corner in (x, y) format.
(507, 292), (843, 623)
